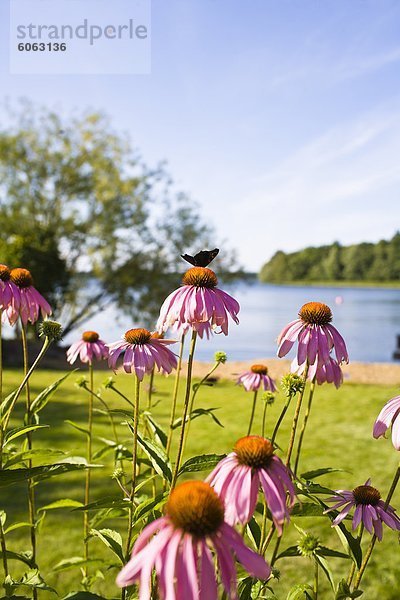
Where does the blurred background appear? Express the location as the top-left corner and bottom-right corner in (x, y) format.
(1, 0), (400, 362)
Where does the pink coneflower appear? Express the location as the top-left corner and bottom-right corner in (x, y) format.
(0, 264), (20, 314)
(292, 355), (343, 389)
(207, 436), (295, 533)
(157, 267), (240, 338)
(116, 481), (270, 597)
(373, 395), (400, 450)
(66, 331), (109, 365)
(325, 480), (400, 541)
(277, 302), (348, 368)
(108, 328), (177, 381)
(237, 364), (277, 392)
(5, 268), (51, 325)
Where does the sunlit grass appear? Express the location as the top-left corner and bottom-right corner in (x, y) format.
(1, 368), (399, 598)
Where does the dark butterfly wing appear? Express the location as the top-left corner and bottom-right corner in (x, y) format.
(181, 248), (219, 267)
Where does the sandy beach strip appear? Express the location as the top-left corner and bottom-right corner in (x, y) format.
(185, 359), (400, 386)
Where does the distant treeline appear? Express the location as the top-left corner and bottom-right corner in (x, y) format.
(259, 233), (400, 283)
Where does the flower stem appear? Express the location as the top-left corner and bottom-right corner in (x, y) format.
(347, 524), (364, 586)
(165, 334), (185, 458)
(125, 375), (141, 559)
(83, 363), (94, 578)
(285, 365), (309, 468)
(293, 378), (316, 476)
(247, 390), (258, 436)
(147, 367), (155, 411)
(0, 515), (8, 577)
(170, 330), (197, 491)
(353, 465), (400, 590)
(314, 559), (319, 599)
(0, 313), (3, 470)
(184, 359), (221, 446)
(261, 398), (269, 438)
(21, 324), (37, 599)
(1, 337), (51, 431)
(271, 393), (294, 445)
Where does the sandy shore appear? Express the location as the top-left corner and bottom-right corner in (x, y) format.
(186, 359), (400, 386)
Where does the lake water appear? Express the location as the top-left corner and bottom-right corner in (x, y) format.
(65, 282), (400, 363)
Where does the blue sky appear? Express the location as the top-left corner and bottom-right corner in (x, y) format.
(1, 0), (400, 270)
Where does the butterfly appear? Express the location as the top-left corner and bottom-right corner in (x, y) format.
(181, 248), (219, 267)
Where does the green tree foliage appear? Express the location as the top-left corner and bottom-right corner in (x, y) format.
(0, 101), (237, 335)
(259, 234), (400, 283)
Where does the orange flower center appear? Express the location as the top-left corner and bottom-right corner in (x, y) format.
(10, 268), (33, 288)
(166, 481), (224, 537)
(0, 264), (10, 282)
(234, 436), (274, 469)
(299, 302), (332, 326)
(124, 328), (151, 345)
(82, 331), (99, 343)
(251, 364), (268, 375)
(352, 485), (381, 506)
(182, 267), (218, 288)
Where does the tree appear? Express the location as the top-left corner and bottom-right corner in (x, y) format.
(0, 101), (237, 335)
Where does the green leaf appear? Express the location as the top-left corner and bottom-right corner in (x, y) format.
(0, 389), (18, 421)
(38, 499), (84, 512)
(301, 468), (344, 480)
(73, 496), (129, 512)
(315, 554), (335, 590)
(4, 522), (31, 534)
(4, 425), (49, 446)
(178, 453), (226, 476)
(31, 370), (77, 414)
(90, 528), (124, 564)
(132, 428), (172, 482)
(316, 498), (362, 568)
(133, 493), (167, 523)
(238, 577), (253, 600)
(53, 556), (104, 572)
(0, 461), (90, 487)
(287, 584), (316, 600)
(296, 481), (335, 496)
(14, 569), (57, 594)
(335, 579), (364, 599)
(291, 503), (326, 517)
(64, 420), (90, 437)
(62, 593), (108, 600)
(246, 517), (261, 550)
(3, 448), (66, 469)
(0, 550), (34, 567)
(317, 546), (350, 560)
(276, 545), (301, 560)
(173, 407), (224, 429)
(145, 414), (168, 448)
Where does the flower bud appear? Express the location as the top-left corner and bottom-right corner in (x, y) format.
(38, 320), (63, 341)
(281, 373), (305, 397)
(214, 351), (227, 364)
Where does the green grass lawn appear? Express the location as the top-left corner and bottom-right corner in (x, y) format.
(1, 367), (400, 599)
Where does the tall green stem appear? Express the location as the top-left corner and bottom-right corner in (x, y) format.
(147, 367), (155, 411)
(170, 330), (197, 490)
(0, 515), (8, 577)
(271, 393), (294, 445)
(261, 398), (269, 438)
(1, 337), (51, 432)
(184, 359), (221, 446)
(125, 376), (141, 559)
(293, 379), (316, 476)
(314, 559), (319, 599)
(83, 364), (94, 578)
(347, 524), (364, 586)
(247, 390), (258, 436)
(354, 465), (400, 590)
(165, 334), (185, 457)
(21, 324), (37, 599)
(285, 365), (309, 468)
